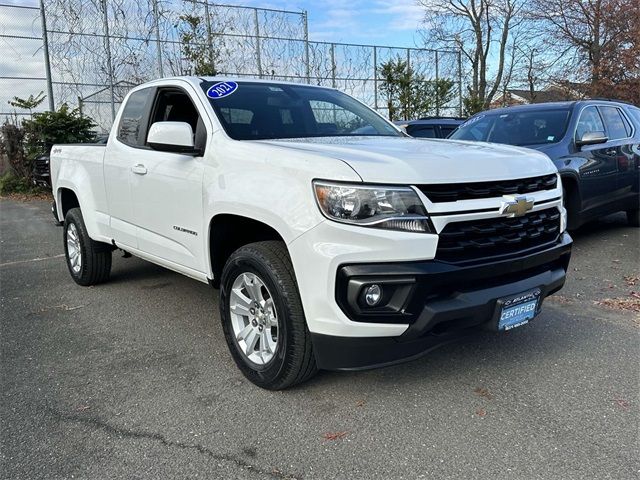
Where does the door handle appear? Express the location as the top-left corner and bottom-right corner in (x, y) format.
(131, 164), (147, 175)
(604, 149), (617, 156)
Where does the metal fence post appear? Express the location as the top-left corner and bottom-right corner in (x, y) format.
(435, 50), (439, 116)
(101, 0), (115, 122)
(253, 8), (262, 78)
(330, 43), (336, 88)
(303, 11), (310, 82)
(373, 46), (378, 110)
(39, 0), (55, 111)
(405, 49), (410, 119)
(203, 1), (215, 74)
(152, 0), (163, 78)
(457, 50), (463, 116)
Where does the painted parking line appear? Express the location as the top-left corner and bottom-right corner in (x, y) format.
(0, 254), (65, 268)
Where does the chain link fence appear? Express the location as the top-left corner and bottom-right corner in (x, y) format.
(1, 0), (463, 132)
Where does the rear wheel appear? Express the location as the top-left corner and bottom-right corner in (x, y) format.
(63, 208), (112, 286)
(627, 208), (639, 227)
(220, 241), (317, 390)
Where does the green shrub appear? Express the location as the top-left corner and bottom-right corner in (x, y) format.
(0, 172), (36, 195)
(0, 103), (96, 193)
(23, 105), (96, 159)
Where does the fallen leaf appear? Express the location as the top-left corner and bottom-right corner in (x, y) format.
(595, 297), (640, 313)
(476, 408), (487, 417)
(76, 404), (90, 412)
(624, 276), (638, 287)
(546, 295), (572, 304)
(474, 387), (493, 400)
(355, 400), (365, 408)
(323, 431), (347, 441)
(614, 398), (630, 410)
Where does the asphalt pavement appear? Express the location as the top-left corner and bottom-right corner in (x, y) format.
(1, 198), (638, 479)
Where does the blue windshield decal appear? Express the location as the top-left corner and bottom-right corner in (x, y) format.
(206, 81), (238, 99)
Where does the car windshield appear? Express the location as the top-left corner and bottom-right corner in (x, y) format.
(450, 109), (571, 146)
(200, 80), (401, 140)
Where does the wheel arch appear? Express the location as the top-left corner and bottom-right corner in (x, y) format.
(208, 214), (287, 288)
(57, 187), (81, 220)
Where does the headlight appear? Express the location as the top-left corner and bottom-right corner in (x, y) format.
(313, 181), (432, 233)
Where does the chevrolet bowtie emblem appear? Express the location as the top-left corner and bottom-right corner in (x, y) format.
(500, 195), (534, 217)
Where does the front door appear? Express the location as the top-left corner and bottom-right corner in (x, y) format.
(574, 106), (621, 211)
(129, 87), (207, 272)
(104, 87), (154, 249)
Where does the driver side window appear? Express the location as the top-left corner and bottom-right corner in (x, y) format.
(148, 88), (206, 151)
(576, 107), (605, 140)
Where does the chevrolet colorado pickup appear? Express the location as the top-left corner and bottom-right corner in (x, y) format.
(51, 77), (572, 389)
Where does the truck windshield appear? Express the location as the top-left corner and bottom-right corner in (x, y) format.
(450, 108), (571, 146)
(201, 80), (401, 140)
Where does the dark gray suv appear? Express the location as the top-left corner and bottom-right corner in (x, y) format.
(450, 100), (640, 229)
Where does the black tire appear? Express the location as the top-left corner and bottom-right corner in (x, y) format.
(63, 207), (112, 286)
(627, 208), (639, 227)
(219, 241), (317, 390)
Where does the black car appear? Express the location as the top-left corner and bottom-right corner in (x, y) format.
(31, 134), (109, 189)
(450, 101), (640, 229)
(395, 117), (465, 139)
(32, 154), (51, 188)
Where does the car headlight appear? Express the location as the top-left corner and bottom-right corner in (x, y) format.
(313, 181), (432, 233)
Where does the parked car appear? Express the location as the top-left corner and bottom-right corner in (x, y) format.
(32, 134), (108, 189)
(449, 101), (640, 228)
(32, 154), (51, 188)
(51, 77), (572, 389)
(395, 117), (466, 138)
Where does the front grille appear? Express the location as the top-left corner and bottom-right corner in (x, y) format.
(418, 174), (557, 203)
(436, 208), (561, 263)
(33, 157), (49, 175)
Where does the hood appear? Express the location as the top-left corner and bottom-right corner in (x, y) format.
(254, 136), (557, 184)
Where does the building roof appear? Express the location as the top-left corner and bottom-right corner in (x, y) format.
(506, 87), (577, 104)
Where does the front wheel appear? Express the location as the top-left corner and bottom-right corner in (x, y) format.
(63, 207), (112, 286)
(219, 241), (317, 390)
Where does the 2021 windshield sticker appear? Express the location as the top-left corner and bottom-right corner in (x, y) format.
(206, 81), (238, 99)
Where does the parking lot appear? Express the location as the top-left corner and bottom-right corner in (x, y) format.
(1, 197), (638, 479)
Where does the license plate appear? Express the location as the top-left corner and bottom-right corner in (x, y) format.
(498, 289), (541, 331)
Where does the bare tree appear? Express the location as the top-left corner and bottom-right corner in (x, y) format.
(529, 0), (640, 103)
(418, 0), (526, 113)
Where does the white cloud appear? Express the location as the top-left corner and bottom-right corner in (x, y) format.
(372, 2), (424, 31)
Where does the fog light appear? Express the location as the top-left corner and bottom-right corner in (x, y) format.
(364, 284), (382, 306)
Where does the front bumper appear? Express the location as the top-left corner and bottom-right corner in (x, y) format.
(312, 232), (572, 370)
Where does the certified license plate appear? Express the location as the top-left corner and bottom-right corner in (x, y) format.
(498, 289), (541, 331)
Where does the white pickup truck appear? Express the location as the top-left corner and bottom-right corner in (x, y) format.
(51, 77), (572, 389)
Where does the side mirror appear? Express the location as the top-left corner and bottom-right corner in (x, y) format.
(147, 121), (200, 154)
(576, 130), (608, 148)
